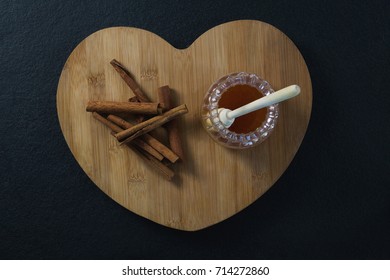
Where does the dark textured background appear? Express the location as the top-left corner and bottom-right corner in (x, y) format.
(0, 0), (389, 259)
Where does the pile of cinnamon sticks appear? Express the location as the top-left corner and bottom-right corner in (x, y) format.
(86, 59), (188, 180)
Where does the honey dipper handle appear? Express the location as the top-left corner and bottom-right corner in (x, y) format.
(227, 85), (301, 120)
(218, 85), (300, 128)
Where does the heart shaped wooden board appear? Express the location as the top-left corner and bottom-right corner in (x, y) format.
(57, 20), (312, 231)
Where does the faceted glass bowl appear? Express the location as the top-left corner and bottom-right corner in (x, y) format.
(201, 72), (279, 149)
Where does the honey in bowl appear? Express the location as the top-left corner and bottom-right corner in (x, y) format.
(201, 72), (279, 149)
(218, 84), (267, 134)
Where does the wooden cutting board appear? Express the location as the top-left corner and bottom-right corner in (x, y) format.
(57, 20), (312, 231)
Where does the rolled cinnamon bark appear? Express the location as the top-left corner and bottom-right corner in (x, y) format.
(115, 104), (188, 145)
(107, 114), (179, 163)
(86, 100), (160, 115)
(92, 112), (164, 161)
(157, 85), (185, 160)
(110, 59), (151, 103)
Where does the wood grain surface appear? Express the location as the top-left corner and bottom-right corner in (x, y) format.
(56, 20), (312, 231)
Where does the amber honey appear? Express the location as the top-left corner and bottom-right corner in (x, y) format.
(218, 84), (267, 134)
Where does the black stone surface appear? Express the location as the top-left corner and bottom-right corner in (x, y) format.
(0, 0), (389, 259)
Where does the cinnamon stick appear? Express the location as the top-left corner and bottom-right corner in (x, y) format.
(86, 100), (161, 115)
(157, 85), (173, 111)
(93, 112), (173, 179)
(92, 112), (164, 161)
(115, 104), (188, 145)
(110, 59), (151, 103)
(157, 85), (185, 160)
(107, 114), (179, 163)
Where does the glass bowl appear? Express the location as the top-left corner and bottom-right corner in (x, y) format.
(201, 72), (279, 149)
